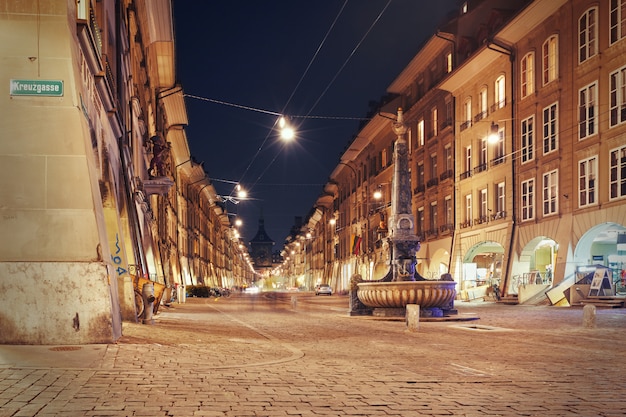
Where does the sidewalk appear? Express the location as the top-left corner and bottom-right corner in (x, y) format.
(1, 296), (625, 416)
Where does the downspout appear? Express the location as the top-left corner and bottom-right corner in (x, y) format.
(435, 31), (457, 274)
(488, 39), (516, 296)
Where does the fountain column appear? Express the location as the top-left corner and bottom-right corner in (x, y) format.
(389, 108), (420, 282)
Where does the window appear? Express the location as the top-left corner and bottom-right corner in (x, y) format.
(521, 115), (534, 164)
(492, 127), (505, 165)
(465, 146), (472, 174)
(521, 52), (535, 98)
(579, 82), (597, 139)
(610, 66), (626, 127)
(430, 203), (438, 232)
(543, 170), (558, 216)
(496, 182), (505, 215)
(465, 194), (473, 224)
(542, 35), (558, 85)
(445, 196), (452, 226)
(417, 162), (425, 187)
(495, 75), (506, 109)
(430, 154), (438, 179)
(521, 178), (535, 221)
(417, 119), (425, 146)
(462, 98), (472, 129)
(543, 102), (558, 154)
(579, 156), (597, 207)
(417, 207), (424, 236)
(579, 8), (597, 63)
(431, 107), (438, 137)
(478, 87), (488, 120)
(479, 188), (488, 221)
(445, 99), (453, 128)
(446, 52), (453, 73)
(610, 0), (626, 44)
(444, 145), (453, 172)
(610, 145), (626, 199)
(477, 138), (487, 172)
(381, 148), (388, 168)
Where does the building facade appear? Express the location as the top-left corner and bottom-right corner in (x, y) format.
(283, 0), (626, 306)
(0, 0), (253, 344)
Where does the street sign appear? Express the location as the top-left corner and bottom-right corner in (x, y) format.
(10, 79), (64, 97)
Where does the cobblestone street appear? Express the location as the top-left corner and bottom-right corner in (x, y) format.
(1, 294), (625, 416)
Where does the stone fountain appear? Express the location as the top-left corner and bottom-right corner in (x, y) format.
(351, 108), (456, 317)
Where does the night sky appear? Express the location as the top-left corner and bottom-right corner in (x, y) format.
(172, 1), (460, 249)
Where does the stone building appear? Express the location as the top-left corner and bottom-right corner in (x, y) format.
(0, 0), (252, 344)
(284, 0), (626, 305)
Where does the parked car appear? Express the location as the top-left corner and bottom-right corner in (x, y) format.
(315, 284), (332, 296)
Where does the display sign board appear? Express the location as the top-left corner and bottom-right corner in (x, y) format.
(10, 79), (64, 97)
(589, 267), (613, 296)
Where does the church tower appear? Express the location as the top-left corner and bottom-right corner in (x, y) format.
(249, 216), (275, 269)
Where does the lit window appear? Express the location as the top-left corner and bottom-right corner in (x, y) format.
(465, 194), (472, 224)
(479, 188), (488, 220)
(417, 119), (425, 146)
(496, 182), (505, 215)
(478, 87), (488, 120)
(495, 75), (506, 109)
(446, 52), (453, 73)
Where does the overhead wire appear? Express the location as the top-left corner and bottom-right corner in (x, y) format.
(247, 0), (393, 191)
(239, 0), (351, 193)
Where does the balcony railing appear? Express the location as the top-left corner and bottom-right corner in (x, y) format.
(413, 184), (426, 194)
(426, 177), (439, 188)
(490, 211), (507, 220)
(440, 169), (453, 181)
(460, 120), (471, 131)
(460, 220), (473, 229)
(474, 110), (488, 122)
(459, 170), (472, 180)
(474, 163), (487, 174)
(490, 155), (506, 167)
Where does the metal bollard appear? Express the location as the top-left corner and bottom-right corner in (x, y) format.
(406, 304), (420, 332)
(142, 282), (155, 325)
(291, 295), (297, 310)
(582, 304), (596, 328)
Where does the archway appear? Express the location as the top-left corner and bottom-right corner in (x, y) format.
(461, 241), (504, 297)
(511, 236), (558, 295)
(574, 222), (626, 294)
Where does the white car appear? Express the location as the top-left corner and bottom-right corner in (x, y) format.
(315, 284), (332, 296)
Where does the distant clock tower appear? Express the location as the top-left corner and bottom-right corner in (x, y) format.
(249, 216), (275, 268)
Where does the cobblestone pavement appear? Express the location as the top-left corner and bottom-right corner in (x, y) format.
(1, 294), (625, 417)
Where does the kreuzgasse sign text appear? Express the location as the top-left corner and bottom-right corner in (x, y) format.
(10, 79), (64, 97)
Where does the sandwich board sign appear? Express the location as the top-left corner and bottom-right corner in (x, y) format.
(589, 267), (613, 296)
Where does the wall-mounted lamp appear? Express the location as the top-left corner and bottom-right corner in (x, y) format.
(488, 121), (500, 144)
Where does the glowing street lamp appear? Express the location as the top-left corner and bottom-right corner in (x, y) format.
(278, 116), (295, 141)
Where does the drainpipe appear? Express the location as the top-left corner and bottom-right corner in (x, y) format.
(488, 39), (516, 296)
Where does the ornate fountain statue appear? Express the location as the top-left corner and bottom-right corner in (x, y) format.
(351, 108), (456, 317)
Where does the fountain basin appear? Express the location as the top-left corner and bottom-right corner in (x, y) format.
(357, 281), (456, 309)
